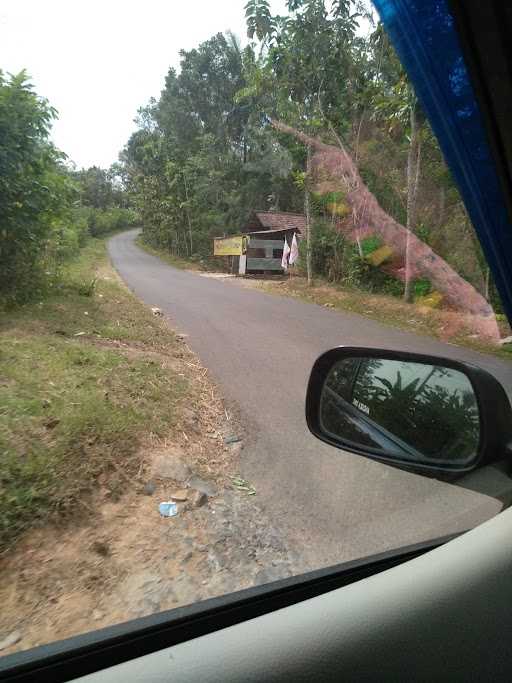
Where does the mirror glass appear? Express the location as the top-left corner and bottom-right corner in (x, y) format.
(320, 357), (480, 467)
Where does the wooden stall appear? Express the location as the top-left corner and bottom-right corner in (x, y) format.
(213, 211), (304, 275)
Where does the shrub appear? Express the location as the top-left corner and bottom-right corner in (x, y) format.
(361, 235), (383, 257)
(0, 71), (73, 307)
(88, 207), (138, 237)
(413, 277), (432, 298)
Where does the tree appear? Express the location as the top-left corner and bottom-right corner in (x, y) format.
(0, 70), (74, 304)
(245, 0), (275, 43)
(121, 4), (502, 340)
(270, 119), (499, 339)
(74, 166), (113, 209)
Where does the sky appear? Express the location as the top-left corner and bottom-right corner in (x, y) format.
(0, 0), (288, 170)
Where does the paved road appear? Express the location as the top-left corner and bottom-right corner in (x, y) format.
(109, 230), (512, 571)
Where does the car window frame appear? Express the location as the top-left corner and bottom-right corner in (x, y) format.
(0, 532), (461, 683)
(2, 2), (512, 681)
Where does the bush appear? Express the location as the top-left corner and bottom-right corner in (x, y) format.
(413, 277), (432, 298)
(305, 220), (407, 296)
(302, 219), (366, 286)
(0, 71), (73, 307)
(361, 235), (383, 257)
(88, 207), (138, 237)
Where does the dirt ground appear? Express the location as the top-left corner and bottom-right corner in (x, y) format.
(0, 297), (295, 658)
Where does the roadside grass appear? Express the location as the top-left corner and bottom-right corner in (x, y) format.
(0, 238), (188, 551)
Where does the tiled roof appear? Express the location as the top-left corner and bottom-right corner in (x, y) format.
(254, 212), (306, 234)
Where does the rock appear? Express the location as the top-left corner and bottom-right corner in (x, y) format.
(151, 307), (162, 316)
(188, 476), (217, 497)
(499, 335), (512, 346)
(92, 610), (104, 621)
(170, 489), (188, 502)
(189, 490), (208, 508)
(91, 541), (110, 557)
(43, 417), (60, 430)
(207, 550), (224, 572)
(0, 630), (21, 651)
(152, 451), (191, 482)
(143, 481), (156, 496)
(182, 551), (193, 562)
(224, 435), (241, 445)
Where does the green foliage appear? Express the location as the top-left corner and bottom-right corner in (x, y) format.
(0, 71), (74, 306)
(305, 219), (363, 286)
(361, 234), (382, 256)
(359, 164), (407, 226)
(245, 0), (275, 41)
(76, 277), (97, 297)
(87, 207), (139, 237)
(118, 3), (494, 316)
(413, 277), (432, 298)
(0, 72), (135, 309)
(416, 223), (431, 246)
(358, 261), (403, 296)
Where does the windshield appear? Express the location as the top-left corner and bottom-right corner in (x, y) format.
(1, 0), (511, 658)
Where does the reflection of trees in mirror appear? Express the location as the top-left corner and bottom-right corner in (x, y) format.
(321, 385), (418, 459)
(325, 357), (360, 400)
(417, 384), (479, 461)
(352, 360), (480, 464)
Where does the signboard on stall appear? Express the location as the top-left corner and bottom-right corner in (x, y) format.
(213, 235), (248, 256)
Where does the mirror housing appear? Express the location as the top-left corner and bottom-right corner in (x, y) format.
(306, 347), (512, 478)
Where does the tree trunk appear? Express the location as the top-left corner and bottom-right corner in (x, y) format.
(404, 104), (421, 303)
(354, 112), (365, 165)
(182, 171), (193, 256)
(270, 118), (499, 341)
(305, 144), (313, 286)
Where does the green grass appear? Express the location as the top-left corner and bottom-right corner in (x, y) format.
(0, 239), (188, 550)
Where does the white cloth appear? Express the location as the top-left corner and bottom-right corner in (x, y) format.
(281, 237), (291, 270)
(289, 232), (299, 265)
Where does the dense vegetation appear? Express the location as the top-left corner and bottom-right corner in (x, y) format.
(122, 0), (499, 310)
(0, 1), (502, 313)
(0, 72), (136, 308)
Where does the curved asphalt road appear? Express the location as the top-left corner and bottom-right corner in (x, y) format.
(109, 230), (512, 571)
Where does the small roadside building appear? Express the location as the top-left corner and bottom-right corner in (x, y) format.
(244, 211), (306, 235)
(213, 211), (304, 275)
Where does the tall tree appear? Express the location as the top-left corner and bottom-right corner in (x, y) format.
(0, 71), (74, 304)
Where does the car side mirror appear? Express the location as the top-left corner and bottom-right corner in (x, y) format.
(306, 347), (512, 477)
